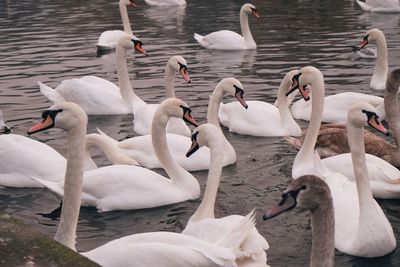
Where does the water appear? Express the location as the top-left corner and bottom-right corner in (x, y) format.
(1, 0), (400, 266)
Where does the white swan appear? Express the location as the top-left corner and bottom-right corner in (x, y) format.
(86, 77), (248, 171)
(218, 70), (302, 137)
(0, 111), (11, 134)
(290, 67), (400, 198)
(356, 28), (389, 90)
(356, 0), (400, 12)
(289, 66), (396, 257)
(96, 0), (136, 51)
(264, 175), (335, 267)
(194, 3), (259, 50)
(33, 98), (202, 211)
(183, 123), (270, 267)
(145, 0), (186, 6)
(133, 55), (192, 136)
(39, 34), (148, 115)
(28, 102), (257, 267)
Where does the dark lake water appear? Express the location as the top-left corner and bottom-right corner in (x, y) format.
(1, 0), (400, 266)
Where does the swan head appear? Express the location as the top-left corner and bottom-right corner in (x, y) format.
(186, 123), (222, 157)
(286, 66), (323, 101)
(157, 98), (199, 127)
(0, 111), (11, 134)
(263, 175), (331, 220)
(241, 3), (260, 18)
(386, 69), (400, 94)
(218, 77), (248, 109)
(168, 55), (191, 83)
(118, 34), (148, 56)
(27, 102), (88, 134)
(348, 102), (388, 135)
(359, 28), (384, 49)
(120, 0), (137, 7)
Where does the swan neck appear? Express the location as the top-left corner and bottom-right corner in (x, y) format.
(375, 35), (388, 76)
(119, 2), (132, 34)
(240, 10), (254, 44)
(151, 113), (197, 190)
(294, 80), (324, 177)
(207, 87), (224, 131)
(190, 142), (223, 222)
(310, 203), (335, 267)
(385, 86), (400, 150)
(277, 77), (298, 128)
(164, 65), (176, 98)
(54, 125), (86, 251)
(347, 122), (375, 209)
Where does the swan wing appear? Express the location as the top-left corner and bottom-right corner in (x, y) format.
(195, 30), (246, 50)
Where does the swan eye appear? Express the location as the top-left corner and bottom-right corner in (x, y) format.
(180, 105), (192, 115)
(234, 85), (244, 98)
(178, 62), (188, 72)
(42, 109), (63, 120)
(132, 39), (143, 47)
(361, 109), (376, 122)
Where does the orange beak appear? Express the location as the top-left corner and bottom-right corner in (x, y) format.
(135, 42), (148, 56)
(180, 67), (191, 83)
(27, 116), (54, 135)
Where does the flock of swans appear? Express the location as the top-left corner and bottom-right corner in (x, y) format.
(1, 0), (400, 266)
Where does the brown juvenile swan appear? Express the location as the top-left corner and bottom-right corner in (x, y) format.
(263, 175), (334, 267)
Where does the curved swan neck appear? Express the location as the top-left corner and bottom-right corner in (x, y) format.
(374, 33), (388, 78)
(240, 9), (255, 45)
(347, 122), (375, 211)
(164, 64), (176, 98)
(384, 84), (400, 150)
(151, 112), (198, 190)
(189, 140), (224, 222)
(310, 201), (335, 267)
(277, 75), (298, 128)
(54, 125), (86, 250)
(293, 78), (325, 177)
(207, 86), (224, 131)
(119, 2), (132, 34)
(116, 45), (145, 112)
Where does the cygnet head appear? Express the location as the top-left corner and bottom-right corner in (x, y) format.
(241, 3), (260, 18)
(157, 98), (199, 127)
(347, 102), (388, 135)
(186, 123), (223, 157)
(167, 55), (191, 83)
(27, 102), (88, 134)
(117, 34), (148, 56)
(263, 175), (332, 220)
(217, 77), (248, 109)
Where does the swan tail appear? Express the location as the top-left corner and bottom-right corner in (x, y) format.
(38, 81), (65, 104)
(356, 0), (372, 11)
(87, 130), (140, 166)
(194, 33), (204, 44)
(30, 176), (64, 200)
(284, 136), (302, 150)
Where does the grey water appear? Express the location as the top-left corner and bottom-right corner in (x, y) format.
(1, 0), (400, 266)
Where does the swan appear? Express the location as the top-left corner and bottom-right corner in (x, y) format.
(264, 175), (335, 267)
(289, 66), (396, 256)
(218, 70), (302, 137)
(182, 123), (270, 267)
(86, 77), (248, 171)
(356, 0), (400, 12)
(144, 0), (186, 6)
(286, 68), (400, 167)
(289, 67), (400, 199)
(96, 0), (136, 51)
(194, 3), (260, 50)
(32, 98), (203, 211)
(28, 102), (258, 267)
(356, 28), (389, 90)
(39, 34), (148, 115)
(0, 111), (11, 134)
(133, 55), (192, 136)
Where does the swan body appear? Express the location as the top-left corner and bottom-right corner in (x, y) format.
(96, 0), (136, 50)
(145, 0), (186, 6)
(194, 4), (259, 50)
(133, 55), (192, 136)
(218, 70), (302, 137)
(290, 92), (385, 123)
(356, 0), (400, 12)
(39, 34), (148, 115)
(357, 28), (389, 90)
(264, 175), (335, 267)
(34, 98), (202, 211)
(289, 66), (396, 256)
(28, 102), (258, 266)
(182, 124), (269, 266)
(88, 78), (247, 171)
